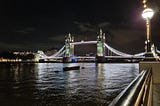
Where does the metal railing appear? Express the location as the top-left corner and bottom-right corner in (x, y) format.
(109, 68), (152, 106)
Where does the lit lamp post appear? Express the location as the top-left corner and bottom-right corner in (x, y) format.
(142, 8), (154, 56)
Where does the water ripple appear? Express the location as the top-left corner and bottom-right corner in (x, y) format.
(0, 63), (138, 106)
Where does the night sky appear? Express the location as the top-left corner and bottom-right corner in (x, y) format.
(0, 0), (160, 54)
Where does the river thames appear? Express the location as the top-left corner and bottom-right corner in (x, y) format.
(0, 63), (139, 106)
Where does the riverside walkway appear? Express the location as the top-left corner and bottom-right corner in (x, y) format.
(109, 61), (160, 106)
(140, 62), (160, 106)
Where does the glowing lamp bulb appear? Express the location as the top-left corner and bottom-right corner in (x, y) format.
(142, 8), (154, 19)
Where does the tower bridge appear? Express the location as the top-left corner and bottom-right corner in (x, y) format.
(37, 1), (160, 105)
(37, 29), (160, 63)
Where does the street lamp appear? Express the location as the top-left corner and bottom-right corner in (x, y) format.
(142, 8), (154, 55)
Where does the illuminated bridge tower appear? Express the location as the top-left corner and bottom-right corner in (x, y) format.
(63, 33), (74, 62)
(96, 29), (106, 62)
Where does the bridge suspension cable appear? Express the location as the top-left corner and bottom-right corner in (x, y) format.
(51, 46), (65, 57)
(56, 50), (65, 57)
(134, 52), (146, 56)
(104, 43), (133, 57)
(38, 51), (48, 59)
(38, 45), (65, 59)
(156, 49), (160, 54)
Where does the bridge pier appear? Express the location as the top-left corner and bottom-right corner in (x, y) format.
(62, 57), (71, 63)
(96, 56), (106, 63)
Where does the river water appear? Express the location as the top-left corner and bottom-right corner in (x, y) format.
(0, 63), (139, 106)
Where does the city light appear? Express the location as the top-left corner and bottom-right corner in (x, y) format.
(142, 8), (154, 54)
(142, 8), (154, 19)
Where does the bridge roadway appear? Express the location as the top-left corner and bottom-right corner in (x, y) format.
(102, 56), (145, 63)
(39, 56), (145, 63)
(105, 56), (145, 59)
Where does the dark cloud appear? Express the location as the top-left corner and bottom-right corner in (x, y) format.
(98, 22), (110, 29)
(73, 21), (97, 32)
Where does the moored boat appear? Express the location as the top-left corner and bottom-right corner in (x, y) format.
(63, 66), (80, 71)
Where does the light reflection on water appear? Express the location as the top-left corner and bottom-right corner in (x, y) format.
(0, 63), (138, 106)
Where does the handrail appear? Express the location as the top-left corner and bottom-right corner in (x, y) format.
(109, 68), (152, 106)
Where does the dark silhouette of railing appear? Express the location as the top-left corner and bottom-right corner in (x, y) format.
(109, 68), (152, 106)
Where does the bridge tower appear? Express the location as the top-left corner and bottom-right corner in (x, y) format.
(64, 33), (71, 57)
(96, 29), (106, 62)
(97, 29), (105, 56)
(63, 33), (74, 62)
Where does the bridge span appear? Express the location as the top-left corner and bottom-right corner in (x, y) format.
(36, 29), (160, 63)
